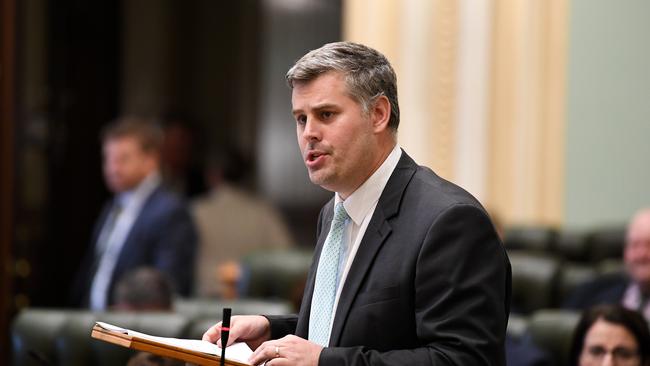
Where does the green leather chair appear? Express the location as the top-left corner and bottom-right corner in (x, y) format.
(11, 298), (294, 366)
(587, 226), (625, 263)
(175, 297), (292, 319)
(12, 310), (190, 366)
(527, 309), (581, 366)
(509, 251), (561, 313)
(504, 226), (557, 252)
(506, 313), (530, 340)
(553, 229), (589, 262)
(242, 248), (313, 302)
(12, 309), (68, 366)
(557, 262), (598, 305)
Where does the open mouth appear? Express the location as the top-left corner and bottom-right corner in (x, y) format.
(305, 150), (328, 167)
(308, 151), (323, 162)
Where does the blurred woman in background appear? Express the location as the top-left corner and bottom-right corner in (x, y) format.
(570, 304), (650, 366)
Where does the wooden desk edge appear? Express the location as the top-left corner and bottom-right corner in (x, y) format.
(90, 325), (249, 366)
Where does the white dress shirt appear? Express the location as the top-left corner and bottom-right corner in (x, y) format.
(89, 172), (161, 310)
(329, 144), (402, 325)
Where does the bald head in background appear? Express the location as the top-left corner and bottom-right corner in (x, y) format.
(625, 209), (650, 293)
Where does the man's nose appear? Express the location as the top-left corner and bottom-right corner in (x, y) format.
(302, 118), (321, 141)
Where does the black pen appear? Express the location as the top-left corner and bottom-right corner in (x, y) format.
(220, 308), (232, 366)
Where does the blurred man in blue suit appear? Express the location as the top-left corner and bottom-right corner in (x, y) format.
(71, 117), (197, 310)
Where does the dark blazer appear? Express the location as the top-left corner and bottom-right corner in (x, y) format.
(267, 151), (511, 365)
(562, 272), (629, 310)
(71, 185), (197, 307)
(506, 335), (553, 366)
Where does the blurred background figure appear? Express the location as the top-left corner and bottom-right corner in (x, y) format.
(159, 114), (206, 199)
(506, 335), (553, 366)
(564, 209), (650, 321)
(111, 266), (173, 312)
(191, 146), (295, 298)
(569, 304), (650, 366)
(70, 117), (197, 310)
(111, 267), (184, 366)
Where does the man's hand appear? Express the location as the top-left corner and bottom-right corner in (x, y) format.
(202, 315), (271, 350)
(248, 335), (322, 366)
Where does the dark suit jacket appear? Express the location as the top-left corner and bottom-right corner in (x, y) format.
(506, 335), (553, 366)
(267, 151), (511, 365)
(562, 272), (629, 310)
(71, 185), (197, 306)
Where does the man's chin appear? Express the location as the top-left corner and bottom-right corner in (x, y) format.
(308, 173), (336, 192)
(307, 171), (326, 185)
(107, 181), (130, 193)
(631, 268), (650, 285)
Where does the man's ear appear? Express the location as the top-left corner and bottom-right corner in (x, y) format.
(145, 151), (161, 172)
(371, 95), (391, 133)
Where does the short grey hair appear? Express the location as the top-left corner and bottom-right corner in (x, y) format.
(286, 42), (400, 131)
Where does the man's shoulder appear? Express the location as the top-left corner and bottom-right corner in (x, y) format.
(403, 163), (483, 211)
(563, 272), (629, 309)
(142, 185), (190, 215)
(393, 151), (481, 206)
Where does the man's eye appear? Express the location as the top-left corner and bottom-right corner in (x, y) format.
(296, 115), (307, 125)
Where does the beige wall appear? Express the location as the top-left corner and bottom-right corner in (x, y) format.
(344, 0), (567, 227)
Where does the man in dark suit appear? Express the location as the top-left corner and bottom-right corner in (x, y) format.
(71, 117), (197, 310)
(564, 209), (650, 321)
(203, 42), (510, 365)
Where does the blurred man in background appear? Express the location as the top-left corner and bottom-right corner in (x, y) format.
(159, 115), (206, 199)
(565, 208), (650, 321)
(110, 266), (184, 366)
(192, 147), (295, 298)
(71, 117), (197, 310)
(111, 266), (174, 312)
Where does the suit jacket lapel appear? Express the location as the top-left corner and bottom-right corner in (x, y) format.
(113, 186), (160, 277)
(328, 151), (417, 346)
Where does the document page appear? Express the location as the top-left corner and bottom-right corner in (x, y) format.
(95, 321), (253, 364)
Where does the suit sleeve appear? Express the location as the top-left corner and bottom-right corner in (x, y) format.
(319, 204), (511, 365)
(152, 202), (198, 296)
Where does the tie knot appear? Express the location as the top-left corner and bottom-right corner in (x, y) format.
(333, 202), (350, 224)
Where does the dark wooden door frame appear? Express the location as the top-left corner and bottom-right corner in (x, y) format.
(1, 0), (16, 361)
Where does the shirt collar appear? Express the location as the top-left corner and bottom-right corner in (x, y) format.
(335, 145), (402, 225)
(116, 171), (161, 208)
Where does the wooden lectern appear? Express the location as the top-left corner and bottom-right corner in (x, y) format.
(91, 323), (250, 366)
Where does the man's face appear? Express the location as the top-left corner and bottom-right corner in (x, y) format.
(624, 211), (650, 289)
(103, 136), (157, 193)
(292, 72), (379, 198)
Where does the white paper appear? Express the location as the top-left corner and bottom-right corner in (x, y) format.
(95, 321), (252, 364)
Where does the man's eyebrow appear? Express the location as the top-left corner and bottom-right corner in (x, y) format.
(292, 103), (338, 115)
(294, 103), (338, 112)
(312, 103), (338, 110)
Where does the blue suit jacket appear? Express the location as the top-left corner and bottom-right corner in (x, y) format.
(267, 151), (511, 365)
(562, 272), (629, 310)
(72, 185), (197, 306)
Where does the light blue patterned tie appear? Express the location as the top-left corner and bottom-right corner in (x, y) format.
(309, 202), (350, 346)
